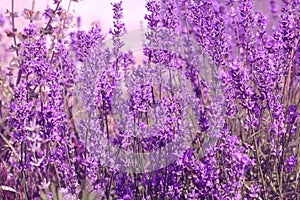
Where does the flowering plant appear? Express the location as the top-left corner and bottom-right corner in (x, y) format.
(0, 0), (299, 199)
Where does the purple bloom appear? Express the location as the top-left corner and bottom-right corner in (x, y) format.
(0, 14), (5, 27)
(284, 155), (297, 172)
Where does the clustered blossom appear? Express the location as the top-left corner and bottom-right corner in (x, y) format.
(70, 24), (104, 62)
(0, 0), (299, 199)
(284, 155), (297, 173)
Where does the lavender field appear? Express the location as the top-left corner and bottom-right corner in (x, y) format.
(0, 0), (299, 199)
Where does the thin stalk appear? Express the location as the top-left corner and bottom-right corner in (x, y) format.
(11, 0), (22, 86)
(20, 141), (29, 200)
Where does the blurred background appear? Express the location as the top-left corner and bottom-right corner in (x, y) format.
(0, 0), (280, 33)
(0, 0), (281, 67)
(0, 0), (147, 33)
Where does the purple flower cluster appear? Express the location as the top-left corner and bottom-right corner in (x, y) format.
(0, 0), (299, 199)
